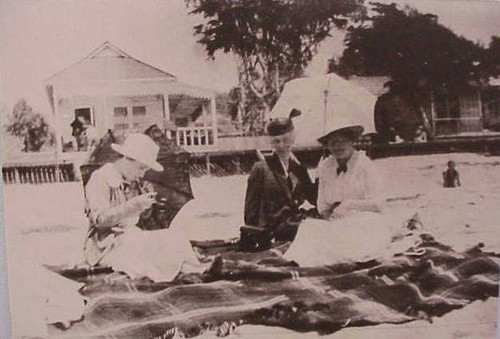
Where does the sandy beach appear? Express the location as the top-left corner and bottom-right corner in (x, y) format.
(3, 152), (500, 338)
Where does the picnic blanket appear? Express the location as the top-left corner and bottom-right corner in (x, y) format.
(48, 233), (500, 338)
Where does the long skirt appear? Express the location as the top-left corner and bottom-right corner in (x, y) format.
(101, 225), (199, 282)
(284, 212), (394, 266)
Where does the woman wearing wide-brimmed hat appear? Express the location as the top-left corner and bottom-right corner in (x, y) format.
(83, 133), (216, 282)
(284, 123), (392, 266)
(315, 124), (384, 219)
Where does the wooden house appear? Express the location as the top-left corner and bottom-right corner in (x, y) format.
(350, 76), (487, 137)
(45, 42), (218, 156)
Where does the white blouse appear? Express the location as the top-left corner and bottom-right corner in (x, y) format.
(317, 151), (384, 215)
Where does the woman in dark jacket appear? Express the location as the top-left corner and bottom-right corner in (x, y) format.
(243, 110), (316, 245)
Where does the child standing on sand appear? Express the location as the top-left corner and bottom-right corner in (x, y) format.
(443, 160), (461, 188)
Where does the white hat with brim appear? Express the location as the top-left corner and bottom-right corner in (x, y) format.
(317, 125), (364, 145)
(111, 133), (164, 172)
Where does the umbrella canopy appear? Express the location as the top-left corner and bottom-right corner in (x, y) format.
(80, 125), (194, 230)
(270, 73), (377, 147)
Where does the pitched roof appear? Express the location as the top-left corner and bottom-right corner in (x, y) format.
(46, 42), (176, 84)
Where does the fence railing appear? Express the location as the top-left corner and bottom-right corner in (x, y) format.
(2, 164), (76, 185)
(173, 126), (217, 150)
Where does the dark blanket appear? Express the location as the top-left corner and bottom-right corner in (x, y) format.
(48, 234), (500, 338)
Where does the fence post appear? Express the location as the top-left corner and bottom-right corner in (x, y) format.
(235, 155), (241, 174)
(13, 168), (19, 184)
(206, 154), (211, 176)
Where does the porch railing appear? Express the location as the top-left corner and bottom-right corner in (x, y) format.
(173, 126), (217, 150)
(2, 164), (76, 185)
(433, 117), (483, 135)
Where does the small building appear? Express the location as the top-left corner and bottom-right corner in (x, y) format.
(482, 77), (500, 131)
(349, 75), (489, 137)
(45, 42), (218, 156)
(429, 87), (484, 136)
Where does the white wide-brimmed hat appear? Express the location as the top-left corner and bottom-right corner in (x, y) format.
(317, 123), (364, 145)
(111, 133), (163, 172)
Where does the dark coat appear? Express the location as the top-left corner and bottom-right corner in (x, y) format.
(244, 153), (316, 230)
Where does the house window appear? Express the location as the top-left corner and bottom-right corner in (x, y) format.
(114, 107), (128, 117)
(132, 106), (146, 116)
(74, 107), (93, 125)
(175, 117), (188, 127)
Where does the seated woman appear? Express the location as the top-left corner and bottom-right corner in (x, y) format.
(284, 124), (393, 266)
(243, 109), (316, 249)
(84, 133), (214, 282)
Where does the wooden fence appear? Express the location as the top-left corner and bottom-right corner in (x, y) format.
(2, 164), (76, 185)
(3, 135), (500, 184)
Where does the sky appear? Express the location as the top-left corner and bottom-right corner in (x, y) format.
(0, 0), (499, 117)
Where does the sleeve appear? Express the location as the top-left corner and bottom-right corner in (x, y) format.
(316, 159), (330, 216)
(85, 173), (144, 229)
(84, 171), (111, 227)
(244, 163), (264, 226)
(298, 165), (317, 205)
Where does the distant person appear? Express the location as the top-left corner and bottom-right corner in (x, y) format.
(71, 116), (86, 151)
(81, 118), (99, 152)
(443, 160), (461, 188)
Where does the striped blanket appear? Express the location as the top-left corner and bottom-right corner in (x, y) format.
(49, 233), (499, 338)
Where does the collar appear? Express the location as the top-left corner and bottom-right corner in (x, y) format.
(329, 151), (360, 174)
(267, 152), (294, 176)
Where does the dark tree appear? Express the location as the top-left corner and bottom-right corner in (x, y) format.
(5, 99), (54, 152)
(482, 36), (500, 80)
(186, 0), (365, 133)
(329, 2), (498, 142)
(330, 2), (488, 93)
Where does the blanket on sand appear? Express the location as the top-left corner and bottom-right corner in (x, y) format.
(48, 233), (500, 338)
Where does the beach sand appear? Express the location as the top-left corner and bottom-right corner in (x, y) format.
(3, 152), (500, 338)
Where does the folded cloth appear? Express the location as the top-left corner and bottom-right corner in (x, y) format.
(9, 263), (84, 338)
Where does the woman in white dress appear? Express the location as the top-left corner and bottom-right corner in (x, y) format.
(84, 133), (212, 282)
(285, 125), (393, 266)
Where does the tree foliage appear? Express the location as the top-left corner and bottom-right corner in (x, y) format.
(186, 0), (364, 133)
(330, 2), (494, 93)
(5, 99), (54, 152)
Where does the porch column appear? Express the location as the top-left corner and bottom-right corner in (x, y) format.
(52, 85), (62, 182)
(52, 85), (63, 156)
(430, 92), (436, 136)
(162, 93), (173, 138)
(478, 90), (484, 129)
(210, 95), (218, 146)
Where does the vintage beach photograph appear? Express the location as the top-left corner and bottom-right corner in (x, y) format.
(1, 0), (500, 338)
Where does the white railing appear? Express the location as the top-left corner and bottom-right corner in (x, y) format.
(174, 126), (217, 150)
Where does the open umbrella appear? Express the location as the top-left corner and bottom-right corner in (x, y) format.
(270, 73), (377, 147)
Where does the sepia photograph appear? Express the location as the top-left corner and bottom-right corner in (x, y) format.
(1, 0), (500, 338)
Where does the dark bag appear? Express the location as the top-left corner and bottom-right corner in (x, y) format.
(239, 225), (274, 252)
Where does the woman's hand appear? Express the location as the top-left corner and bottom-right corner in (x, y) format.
(131, 192), (157, 211)
(140, 180), (155, 193)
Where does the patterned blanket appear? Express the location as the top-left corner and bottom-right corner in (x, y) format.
(48, 233), (500, 338)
